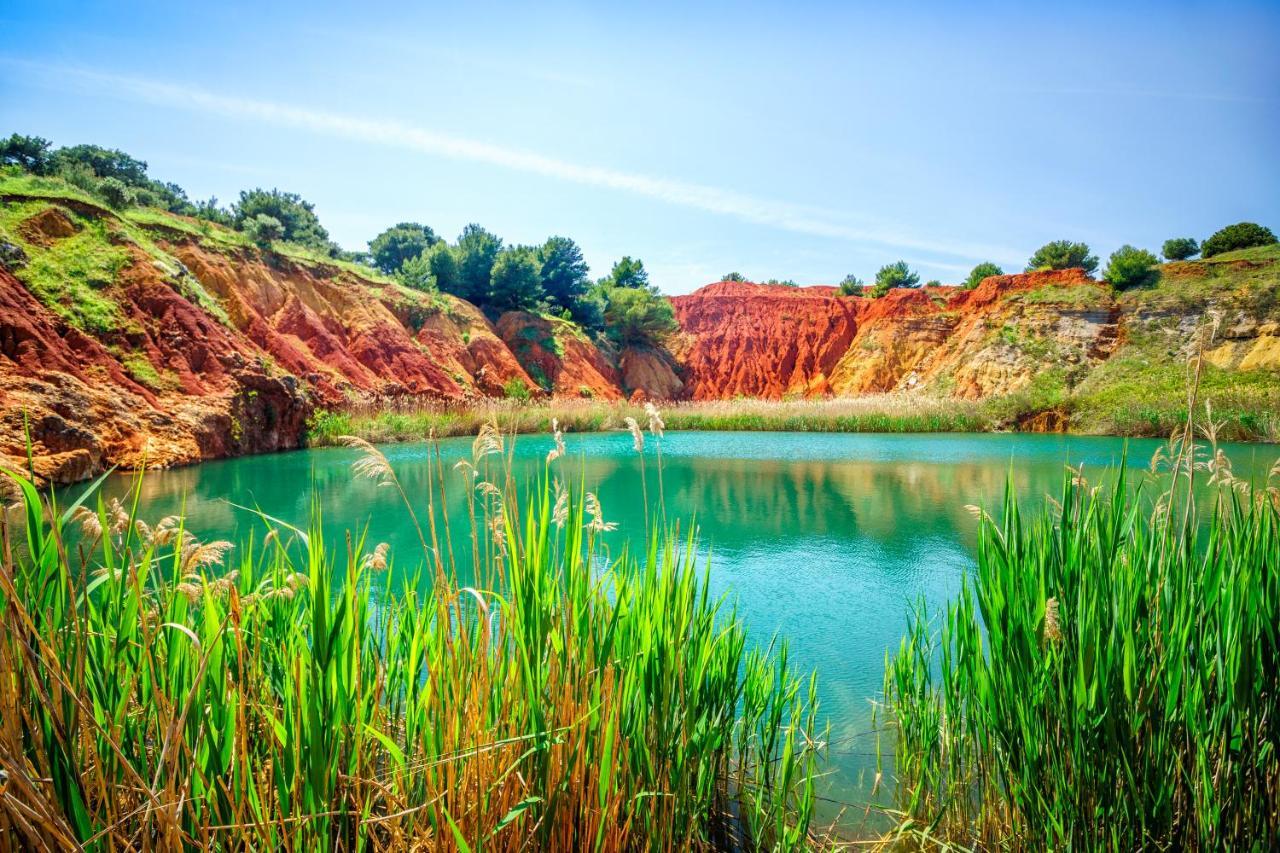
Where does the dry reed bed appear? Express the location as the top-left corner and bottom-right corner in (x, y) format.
(307, 395), (990, 447)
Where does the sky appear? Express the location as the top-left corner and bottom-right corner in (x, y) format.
(2, 1), (1278, 294)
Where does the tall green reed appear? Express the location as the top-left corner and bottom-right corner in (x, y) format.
(883, 428), (1280, 848)
(0, 418), (820, 850)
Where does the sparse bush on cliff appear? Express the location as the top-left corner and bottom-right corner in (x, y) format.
(502, 376), (532, 400)
(1026, 240), (1099, 275)
(723, 271), (746, 282)
(1161, 237), (1199, 261)
(925, 279), (941, 288)
(233, 189), (331, 253)
(1201, 222), (1277, 258)
(838, 274), (864, 296)
(95, 177), (136, 209)
(395, 251), (436, 291)
(965, 261), (1003, 289)
(603, 285), (678, 345)
(1103, 244), (1161, 290)
(244, 213), (284, 248)
(368, 222), (440, 274)
(871, 260), (920, 297)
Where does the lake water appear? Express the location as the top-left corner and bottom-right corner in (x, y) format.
(82, 430), (1279, 832)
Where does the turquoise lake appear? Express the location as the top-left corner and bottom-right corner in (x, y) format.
(85, 430), (1280, 830)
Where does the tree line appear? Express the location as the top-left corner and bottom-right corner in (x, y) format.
(1, 133), (679, 347)
(828, 224), (1275, 298)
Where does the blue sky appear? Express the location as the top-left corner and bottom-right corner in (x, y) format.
(2, 1), (1277, 293)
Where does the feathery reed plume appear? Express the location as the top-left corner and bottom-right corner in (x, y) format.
(552, 479), (569, 528)
(644, 402), (665, 438)
(341, 436), (396, 486)
(624, 416), (644, 453)
(546, 417), (565, 463)
(182, 539), (234, 571)
(1043, 597), (1062, 647)
(71, 505), (102, 539)
(360, 542), (390, 572)
(583, 491), (617, 533)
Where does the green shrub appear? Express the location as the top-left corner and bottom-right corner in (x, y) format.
(244, 213), (284, 248)
(924, 279), (941, 288)
(368, 222), (439, 274)
(964, 261), (1003, 289)
(837, 274), (864, 296)
(95, 177), (135, 209)
(871, 260), (920, 297)
(722, 271), (746, 282)
(232, 188), (331, 253)
(603, 285), (679, 345)
(1201, 222), (1276, 258)
(1161, 237), (1199, 261)
(395, 252), (436, 291)
(1026, 240), (1099, 275)
(503, 377), (532, 401)
(1103, 244), (1161, 290)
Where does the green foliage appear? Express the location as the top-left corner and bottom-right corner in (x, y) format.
(488, 247), (545, 311)
(1161, 236), (1199, 261)
(232, 189), (331, 253)
(51, 143), (149, 186)
(886, 460), (1280, 848)
(603, 285), (678, 345)
(95, 177), (135, 209)
(837, 274), (864, 296)
(722, 271), (746, 282)
(454, 223), (503, 303)
(871, 260), (920, 297)
(1, 133), (53, 173)
(1026, 240), (1099, 275)
(368, 222), (439, 274)
(1103, 244), (1161, 290)
(599, 255), (649, 290)
(964, 261), (1003, 289)
(924, 279), (941, 288)
(537, 236), (590, 312)
(395, 252), (435, 292)
(503, 377), (532, 401)
(1201, 221), (1276, 258)
(243, 213), (284, 249)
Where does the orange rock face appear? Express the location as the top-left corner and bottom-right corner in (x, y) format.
(670, 282), (858, 399)
(671, 272), (1121, 400)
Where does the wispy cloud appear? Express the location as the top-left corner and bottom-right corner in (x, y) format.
(9, 60), (1024, 265)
